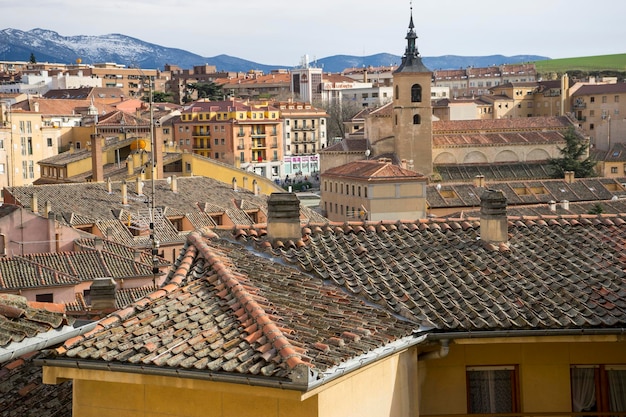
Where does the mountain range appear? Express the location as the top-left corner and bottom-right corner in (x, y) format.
(0, 28), (549, 73)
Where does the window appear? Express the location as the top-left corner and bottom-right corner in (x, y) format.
(47, 137), (53, 147)
(602, 96), (607, 103)
(590, 124), (595, 130)
(0, 164), (4, 174)
(571, 365), (626, 412)
(22, 161), (27, 179)
(0, 139), (3, 149)
(612, 167), (618, 174)
(413, 114), (421, 124)
(411, 84), (422, 102)
(28, 161), (34, 179)
(466, 366), (519, 413)
(591, 97), (595, 103)
(36, 293), (54, 302)
(615, 95), (620, 103)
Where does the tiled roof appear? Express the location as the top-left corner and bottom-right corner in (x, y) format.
(322, 138), (369, 153)
(324, 160), (426, 180)
(0, 351), (72, 417)
(64, 285), (158, 313)
(435, 163), (555, 182)
(0, 294), (73, 348)
(427, 177), (626, 209)
(48, 211), (626, 388)
(7, 177), (322, 246)
(572, 83), (626, 96)
(52, 230), (417, 385)
(230, 215), (626, 332)
(433, 116), (571, 133)
(0, 249), (158, 291)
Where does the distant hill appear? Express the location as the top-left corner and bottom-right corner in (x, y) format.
(534, 54), (626, 75)
(0, 28), (549, 73)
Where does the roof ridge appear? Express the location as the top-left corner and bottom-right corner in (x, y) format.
(188, 231), (310, 372)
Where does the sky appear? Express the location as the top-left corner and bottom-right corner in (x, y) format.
(0, 0), (624, 66)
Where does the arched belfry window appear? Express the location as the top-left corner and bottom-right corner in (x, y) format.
(413, 114), (421, 124)
(411, 84), (422, 102)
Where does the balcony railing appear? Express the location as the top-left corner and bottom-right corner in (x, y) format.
(237, 145), (245, 150)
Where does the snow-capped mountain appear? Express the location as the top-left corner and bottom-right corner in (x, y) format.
(0, 28), (549, 73)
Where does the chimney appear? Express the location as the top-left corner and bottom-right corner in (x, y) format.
(564, 171), (575, 184)
(94, 236), (104, 251)
(232, 178), (237, 192)
(133, 249), (142, 262)
(561, 200), (570, 210)
(253, 180), (258, 196)
(266, 192), (301, 242)
(106, 177), (112, 193)
(45, 201), (52, 217)
(121, 180), (128, 205)
(31, 193), (38, 213)
(480, 189), (508, 245)
(549, 200), (557, 212)
(136, 176), (143, 196)
(91, 134), (104, 182)
(126, 155), (134, 175)
(401, 159), (407, 169)
(68, 141), (74, 155)
(474, 175), (485, 188)
(170, 175), (178, 193)
(89, 277), (117, 311)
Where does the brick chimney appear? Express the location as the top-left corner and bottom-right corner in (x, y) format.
(91, 134), (104, 182)
(90, 277), (117, 311)
(266, 193), (301, 242)
(480, 189), (508, 245)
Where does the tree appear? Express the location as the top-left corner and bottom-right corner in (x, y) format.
(185, 81), (225, 102)
(314, 98), (363, 141)
(548, 127), (596, 178)
(149, 91), (174, 103)
(29, 52), (37, 64)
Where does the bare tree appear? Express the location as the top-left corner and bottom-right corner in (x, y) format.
(314, 98), (363, 142)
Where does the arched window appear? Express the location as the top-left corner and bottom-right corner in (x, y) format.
(411, 84), (422, 102)
(413, 114), (421, 124)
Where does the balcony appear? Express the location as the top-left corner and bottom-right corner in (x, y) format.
(192, 129), (211, 137)
(292, 125), (316, 131)
(251, 132), (266, 138)
(237, 145), (245, 150)
(252, 141), (267, 149)
(573, 102), (587, 109)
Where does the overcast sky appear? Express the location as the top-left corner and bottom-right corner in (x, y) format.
(0, 0), (624, 66)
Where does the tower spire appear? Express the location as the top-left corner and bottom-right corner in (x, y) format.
(395, 2), (430, 73)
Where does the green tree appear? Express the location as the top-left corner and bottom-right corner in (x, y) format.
(588, 203), (604, 215)
(29, 52), (37, 64)
(149, 91), (174, 103)
(185, 81), (225, 102)
(548, 127), (596, 178)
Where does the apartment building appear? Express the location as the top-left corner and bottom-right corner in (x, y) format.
(433, 63), (537, 98)
(165, 64), (237, 104)
(0, 102), (58, 189)
(571, 82), (626, 151)
(276, 100), (328, 177)
(174, 99), (284, 179)
(219, 71), (292, 101)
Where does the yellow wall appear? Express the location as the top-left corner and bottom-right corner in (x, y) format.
(419, 337), (626, 416)
(181, 153), (283, 195)
(44, 348), (419, 417)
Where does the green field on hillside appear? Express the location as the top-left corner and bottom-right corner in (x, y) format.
(534, 54), (626, 75)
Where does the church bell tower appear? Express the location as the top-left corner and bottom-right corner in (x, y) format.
(392, 7), (433, 175)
